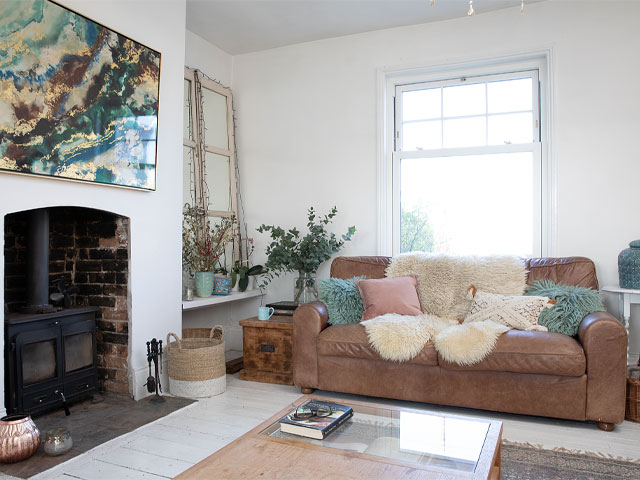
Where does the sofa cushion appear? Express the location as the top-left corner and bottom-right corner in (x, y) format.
(317, 324), (438, 366)
(439, 330), (586, 377)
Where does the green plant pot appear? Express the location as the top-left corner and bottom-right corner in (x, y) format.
(194, 272), (214, 297)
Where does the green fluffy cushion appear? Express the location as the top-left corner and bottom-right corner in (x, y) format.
(319, 276), (365, 325)
(525, 280), (606, 336)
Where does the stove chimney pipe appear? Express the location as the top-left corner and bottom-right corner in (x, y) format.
(25, 208), (51, 311)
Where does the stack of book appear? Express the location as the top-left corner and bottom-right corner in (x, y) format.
(279, 400), (353, 439)
(266, 301), (298, 316)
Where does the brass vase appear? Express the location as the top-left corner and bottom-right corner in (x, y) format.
(0, 414), (41, 463)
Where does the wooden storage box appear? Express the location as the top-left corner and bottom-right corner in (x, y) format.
(627, 377), (640, 423)
(239, 316), (293, 385)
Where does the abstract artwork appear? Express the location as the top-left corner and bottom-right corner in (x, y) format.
(0, 0), (160, 190)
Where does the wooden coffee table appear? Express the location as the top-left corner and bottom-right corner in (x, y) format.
(177, 396), (502, 479)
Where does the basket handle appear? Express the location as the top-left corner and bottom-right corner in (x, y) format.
(167, 332), (181, 351)
(210, 325), (224, 341)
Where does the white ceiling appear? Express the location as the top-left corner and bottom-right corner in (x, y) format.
(185, 0), (544, 55)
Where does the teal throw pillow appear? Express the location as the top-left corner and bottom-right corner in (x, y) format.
(319, 276), (365, 325)
(525, 279), (606, 336)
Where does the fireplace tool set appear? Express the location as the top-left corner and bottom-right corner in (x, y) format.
(145, 338), (165, 403)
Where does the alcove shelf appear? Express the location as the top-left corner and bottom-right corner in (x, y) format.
(182, 289), (263, 311)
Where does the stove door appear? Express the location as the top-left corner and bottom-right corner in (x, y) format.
(15, 325), (64, 412)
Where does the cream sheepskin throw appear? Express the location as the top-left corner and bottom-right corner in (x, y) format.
(362, 314), (509, 365)
(385, 253), (527, 320)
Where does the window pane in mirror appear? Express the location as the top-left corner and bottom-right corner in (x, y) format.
(402, 88), (441, 122)
(488, 112), (533, 145)
(202, 88), (229, 149)
(443, 117), (486, 148)
(403, 120), (442, 151)
(443, 83), (485, 117)
(400, 152), (536, 257)
(487, 78), (532, 114)
(204, 152), (231, 212)
(184, 79), (192, 140)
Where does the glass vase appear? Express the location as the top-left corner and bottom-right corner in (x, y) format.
(294, 271), (318, 305)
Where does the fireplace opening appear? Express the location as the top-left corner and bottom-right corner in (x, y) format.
(4, 207), (131, 410)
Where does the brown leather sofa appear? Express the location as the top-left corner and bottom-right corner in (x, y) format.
(293, 256), (628, 430)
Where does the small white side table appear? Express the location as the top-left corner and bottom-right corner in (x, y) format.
(601, 285), (640, 364)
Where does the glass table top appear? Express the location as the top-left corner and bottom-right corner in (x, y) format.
(260, 399), (491, 473)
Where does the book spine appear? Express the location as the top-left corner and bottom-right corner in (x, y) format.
(321, 410), (354, 439)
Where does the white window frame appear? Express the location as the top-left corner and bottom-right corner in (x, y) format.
(378, 54), (553, 258)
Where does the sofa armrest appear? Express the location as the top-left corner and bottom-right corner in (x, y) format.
(578, 311), (628, 424)
(292, 302), (329, 389)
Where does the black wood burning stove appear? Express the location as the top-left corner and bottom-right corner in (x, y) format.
(4, 307), (98, 415)
(4, 208), (99, 415)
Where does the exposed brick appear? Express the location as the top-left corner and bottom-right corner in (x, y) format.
(115, 297), (127, 310)
(103, 356), (127, 369)
(88, 296), (116, 307)
(102, 380), (129, 394)
(90, 249), (116, 260)
(98, 367), (117, 380)
(78, 284), (103, 295)
(116, 248), (128, 260)
(75, 272), (88, 283)
(78, 249), (89, 260)
(116, 345), (129, 358)
(116, 273), (127, 285)
(76, 236), (99, 248)
(51, 235), (73, 248)
(115, 370), (128, 382)
(102, 332), (128, 345)
(76, 260), (102, 272)
(97, 320), (116, 332)
(103, 284), (127, 296)
(115, 321), (128, 334)
(103, 260), (127, 272)
(4, 263), (26, 276)
(89, 272), (116, 284)
(97, 342), (116, 356)
(102, 308), (128, 321)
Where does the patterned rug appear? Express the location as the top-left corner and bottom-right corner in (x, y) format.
(502, 442), (640, 479)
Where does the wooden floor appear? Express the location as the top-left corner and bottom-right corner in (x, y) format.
(4, 374), (637, 480)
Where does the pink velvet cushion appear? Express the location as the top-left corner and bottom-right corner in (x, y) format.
(355, 276), (423, 321)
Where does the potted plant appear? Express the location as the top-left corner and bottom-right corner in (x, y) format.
(182, 205), (234, 297)
(257, 206), (355, 304)
(231, 261), (267, 292)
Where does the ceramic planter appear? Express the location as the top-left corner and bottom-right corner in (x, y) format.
(194, 272), (214, 297)
(619, 240), (640, 289)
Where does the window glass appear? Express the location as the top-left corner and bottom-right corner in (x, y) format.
(204, 152), (231, 212)
(400, 153), (536, 257)
(202, 88), (229, 149)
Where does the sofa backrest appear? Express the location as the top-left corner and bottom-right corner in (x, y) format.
(330, 256), (599, 290)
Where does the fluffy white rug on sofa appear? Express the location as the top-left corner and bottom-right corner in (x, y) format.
(362, 314), (510, 364)
(386, 253), (527, 320)
(364, 254), (527, 364)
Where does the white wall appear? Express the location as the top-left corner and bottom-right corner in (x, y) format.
(231, 1), (640, 359)
(185, 30), (233, 87)
(0, 0), (186, 407)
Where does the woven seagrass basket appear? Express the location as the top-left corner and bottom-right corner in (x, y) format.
(627, 377), (640, 423)
(166, 326), (226, 398)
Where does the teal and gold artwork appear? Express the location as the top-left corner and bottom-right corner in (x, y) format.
(0, 0), (160, 190)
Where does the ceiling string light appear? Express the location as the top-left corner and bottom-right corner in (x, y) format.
(428, 0), (525, 17)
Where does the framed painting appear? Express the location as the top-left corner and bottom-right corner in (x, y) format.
(0, 0), (160, 190)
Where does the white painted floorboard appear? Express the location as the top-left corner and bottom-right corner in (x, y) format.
(17, 373), (640, 479)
